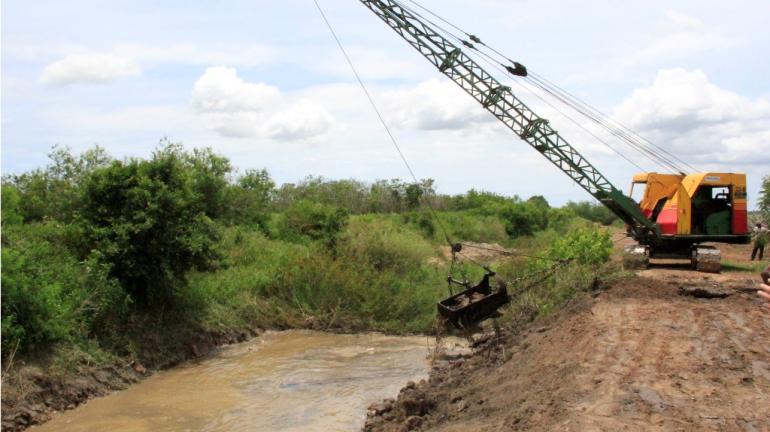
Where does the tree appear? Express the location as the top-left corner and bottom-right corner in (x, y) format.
(6, 145), (112, 223)
(79, 145), (220, 307)
(405, 183), (423, 210)
(279, 200), (348, 249)
(221, 169), (275, 227)
(184, 146), (231, 219)
(565, 201), (617, 225)
(759, 175), (770, 224)
(1, 184), (23, 226)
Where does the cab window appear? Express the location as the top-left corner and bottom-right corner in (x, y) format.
(629, 182), (646, 203)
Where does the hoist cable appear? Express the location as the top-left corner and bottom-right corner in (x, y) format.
(396, 0), (673, 174)
(523, 76), (686, 173)
(469, 52), (650, 172)
(405, 0), (468, 37)
(525, 75), (688, 173)
(401, 0), (697, 175)
(459, 242), (564, 262)
(528, 72), (698, 172)
(313, 0), (455, 248)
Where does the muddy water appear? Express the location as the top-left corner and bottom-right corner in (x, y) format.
(34, 331), (454, 432)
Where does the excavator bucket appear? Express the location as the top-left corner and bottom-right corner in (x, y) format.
(437, 273), (509, 329)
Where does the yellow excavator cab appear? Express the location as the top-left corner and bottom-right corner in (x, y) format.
(630, 172), (749, 237)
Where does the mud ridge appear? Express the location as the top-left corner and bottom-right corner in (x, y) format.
(365, 273), (770, 431)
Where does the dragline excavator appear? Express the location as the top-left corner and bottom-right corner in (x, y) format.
(357, 0), (750, 275)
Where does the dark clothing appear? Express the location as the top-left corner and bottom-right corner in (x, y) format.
(753, 244), (765, 261)
(751, 226), (768, 260)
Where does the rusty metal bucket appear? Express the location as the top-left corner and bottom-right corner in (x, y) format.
(437, 273), (510, 328)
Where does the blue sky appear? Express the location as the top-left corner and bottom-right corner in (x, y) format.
(3, 0), (769, 207)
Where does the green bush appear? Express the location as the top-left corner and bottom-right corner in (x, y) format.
(451, 189), (511, 211)
(564, 201), (618, 225)
(1, 223), (124, 354)
(1, 184), (23, 226)
(277, 200), (348, 249)
(79, 145), (221, 308)
(439, 211), (509, 244)
(548, 226), (612, 265)
(411, 210), (436, 238)
(496, 226), (616, 323)
(546, 207), (576, 232)
(478, 201), (548, 238)
(264, 245), (443, 333)
(4, 146), (111, 223)
(184, 146), (231, 219)
(759, 175), (770, 224)
(220, 169), (274, 229)
(340, 218), (435, 273)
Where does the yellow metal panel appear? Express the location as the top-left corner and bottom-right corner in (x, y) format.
(638, 173), (682, 213)
(676, 184), (691, 234)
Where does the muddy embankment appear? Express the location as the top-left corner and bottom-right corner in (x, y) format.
(366, 271), (770, 431)
(1, 326), (258, 431)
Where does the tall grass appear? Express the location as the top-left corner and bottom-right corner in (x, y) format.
(188, 220), (447, 334)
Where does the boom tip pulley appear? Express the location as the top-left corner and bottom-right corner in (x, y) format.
(505, 61), (528, 77)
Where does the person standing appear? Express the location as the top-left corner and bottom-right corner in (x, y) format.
(751, 222), (768, 261)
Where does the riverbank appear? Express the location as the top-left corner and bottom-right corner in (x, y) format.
(30, 331), (458, 432)
(1, 224), (611, 431)
(1, 323), (261, 431)
(2, 146), (622, 431)
(364, 244), (770, 431)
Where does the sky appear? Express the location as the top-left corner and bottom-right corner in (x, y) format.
(2, 0), (770, 208)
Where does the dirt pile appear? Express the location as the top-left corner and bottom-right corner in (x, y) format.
(366, 272), (770, 431)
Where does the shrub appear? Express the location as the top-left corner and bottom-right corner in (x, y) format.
(564, 201), (618, 225)
(548, 226), (612, 265)
(340, 218), (434, 273)
(1, 184), (23, 226)
(277, 200), (348, 249)
(1, 223), (124, 354)
(4, 146), (112, 223)
(479, 201), (548, 238)
(221, 169), (275, 229)
(546, 207), (576, 232)
(79, 145), (221, 308)
(439, 211), (509, 244)
(184, 146), (231, 219)
(451, 189), (511, 211)
(759, 175), (770, 224)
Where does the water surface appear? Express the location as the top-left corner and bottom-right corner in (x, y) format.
(33, 331), (447, 432)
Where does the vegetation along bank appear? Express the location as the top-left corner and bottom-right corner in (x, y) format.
(1, 143), (621, 430)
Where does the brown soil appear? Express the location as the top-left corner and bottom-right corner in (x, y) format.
(366, 247), (770, 431)
(1, 327), (260, 431)
(440, 242), (513, 264)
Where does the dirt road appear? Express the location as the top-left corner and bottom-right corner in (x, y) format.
(367, 247), (770, 431)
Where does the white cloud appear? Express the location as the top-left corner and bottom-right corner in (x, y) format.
(313, 46), (426, 81)
(191, 67), (335, 141)
(40, 53), (141, 85)
(566, 10), (734, 85)
(621, 11), (731, 67)
(113, 43), (276, 67)
(381, 79), (494, 130)
(613, 68), (770, 165)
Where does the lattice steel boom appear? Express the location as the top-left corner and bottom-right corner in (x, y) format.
(358, 0), (659, 240)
